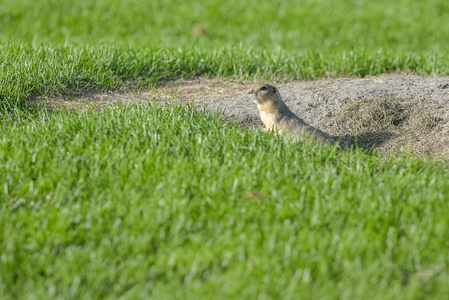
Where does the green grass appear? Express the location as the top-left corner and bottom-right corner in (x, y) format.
(2, 0), (449, 298)
(1, 0), (449, 108)
(1, 104), (448, 299)
(1, 0), (449, 52)
(1, 43), (448, 110)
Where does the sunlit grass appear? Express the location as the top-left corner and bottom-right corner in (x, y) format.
(2, 0), (449, 298)
(1, 0), (448, 52)
(2, 0), (449, 109)
(1, 104), (448, 298)
(1, 43), (448, 110)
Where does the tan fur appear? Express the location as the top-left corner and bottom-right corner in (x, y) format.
(248, 83), (342, 148)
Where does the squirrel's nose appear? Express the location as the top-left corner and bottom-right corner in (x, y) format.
(247, 89), (253, 94)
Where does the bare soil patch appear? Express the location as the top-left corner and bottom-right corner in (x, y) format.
(28, 75), (449, 158)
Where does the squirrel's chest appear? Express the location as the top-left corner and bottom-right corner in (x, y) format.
(259, 110), (278, 132)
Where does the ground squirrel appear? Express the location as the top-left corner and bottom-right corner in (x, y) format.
(248, 83), (342, 148)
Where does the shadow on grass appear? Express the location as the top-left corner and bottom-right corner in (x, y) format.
(336, 131), (396, 154)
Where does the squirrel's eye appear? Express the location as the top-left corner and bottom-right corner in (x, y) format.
(260, 86), (268, 90)
(273, 88), (276, 93)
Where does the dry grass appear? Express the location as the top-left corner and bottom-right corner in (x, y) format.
(333, 96), (446, 156)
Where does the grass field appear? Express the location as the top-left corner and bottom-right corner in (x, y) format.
(2, 0), (449, 51)
(1, 0), (449, 299)
(1, 0), (449, 108)
(2, 43), (448, 110)
(1, 105), (449, 299)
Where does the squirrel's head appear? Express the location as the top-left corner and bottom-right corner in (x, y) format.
(247, 84), (281, 107)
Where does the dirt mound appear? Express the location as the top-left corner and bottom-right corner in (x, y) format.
(28, 75), (449, 158)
